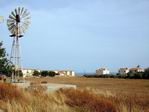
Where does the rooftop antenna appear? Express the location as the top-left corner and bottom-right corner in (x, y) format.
(137, 65), (140, 68)
(7, 7), (31, 82)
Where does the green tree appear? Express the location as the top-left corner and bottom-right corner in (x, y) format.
(0, 42), (13, 76)
(48, 71), (56, 77)
(41, 71), (49, 77)
(143, 68), (149, 79)
(33, 70), (40, 76)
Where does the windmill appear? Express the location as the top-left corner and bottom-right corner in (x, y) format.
(7, 7), (31, 82)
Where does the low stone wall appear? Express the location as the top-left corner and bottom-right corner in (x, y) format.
(12, 82), (76, 92)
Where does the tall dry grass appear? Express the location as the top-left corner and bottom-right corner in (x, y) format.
(0, 83), (73, 112)
(0, 83), (25, 101)
(0, 83), (149, 112)
(58, 88), (116, 112)
(58, 88), (149, 112)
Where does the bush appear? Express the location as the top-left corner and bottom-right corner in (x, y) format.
(143, 68), (149, 79)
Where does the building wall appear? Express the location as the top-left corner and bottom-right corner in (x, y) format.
(96, 68), (110, 75)
(58, 70), (75, 77)
(129, 68), (145, 73)
(119, 68), (129, 75)
(22, 69), (34, 77)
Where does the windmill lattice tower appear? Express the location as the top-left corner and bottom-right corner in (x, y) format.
(7, 7), (31, 81)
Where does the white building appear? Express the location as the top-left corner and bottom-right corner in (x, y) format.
(55, 70), (75, 77)
(21, 68), (75, 77)
(96, 68), (110, 75)
(119, 68), (129, 75)
(129, 68), (145, 73)
(21, 68), (36, 77)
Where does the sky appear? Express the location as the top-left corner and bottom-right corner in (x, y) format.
(0, 0), (149, 73)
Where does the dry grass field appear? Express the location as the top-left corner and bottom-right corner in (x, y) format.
(0, 77), (149, 112)
(26, 77), (149, 96)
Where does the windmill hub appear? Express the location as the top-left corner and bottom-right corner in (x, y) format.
(16, 15), (20, 23)
(7, 7), (31, 82)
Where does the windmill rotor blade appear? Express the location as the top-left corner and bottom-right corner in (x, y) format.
(10, 27), (15, 34)
(22, 23), (28, 31)
(22, 22), (30, 29)
(7, 19), (15, 24)
(7, 20), (15, 28)
(18, 25), (22, 34)
(20, 26), (25, 33)
(22, 27), (26, 33)
(8, 24), (15, 30)
(7, 22), (15, 28)
(22, 20), (30, 25)
(24, 16), (31, 21)
(22, 24), (28, 30)
(8, 23), (16, 31)
(19, 28), (23, 35)
(11, 11), (16, 18)
(24, 20), (30, 25)
(9, 15), (15, 20)
(21, 25), (27, 33)
(20, 7), (24, 16)
(18, 7), (21, 15)
(8, 27), (13, 32)
(19, 26), (23, 34)
(7, 24), (15, 28)
(22, 9), (28, 18)
(8, 25), (15, 33)
(23, 19), (31, 25)
(15, 8), (18, 15)
(22, 12), (30, 18)
(7, 24), (15, 29)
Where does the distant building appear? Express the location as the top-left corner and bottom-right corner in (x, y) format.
(119, 68), (129, 75)
(96, 68), (110, 75)
(129, 68), (145, 73)
(21, 68), (75, 77)
(21, 68), (40, 77)
(55, 70), (75, 77)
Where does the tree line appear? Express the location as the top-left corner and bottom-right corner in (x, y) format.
(33, 70), (59, 77)
(84, 69), (149, 79)
(116, 69), (149, 79)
